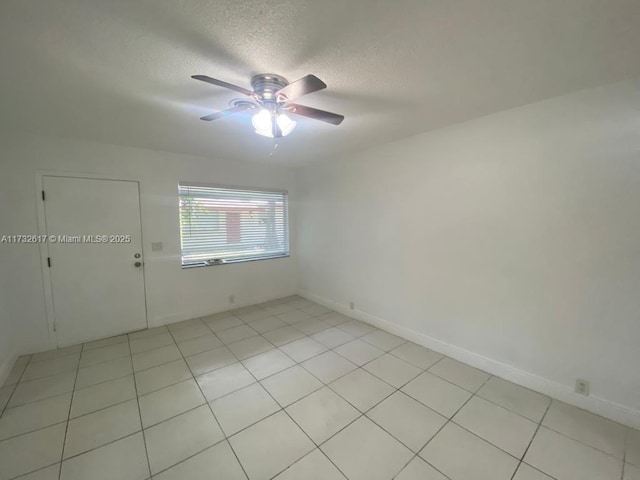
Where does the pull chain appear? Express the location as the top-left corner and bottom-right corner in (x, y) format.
(270, 138), (279, 158)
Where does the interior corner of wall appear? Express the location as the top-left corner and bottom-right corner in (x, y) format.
(0, 348), (19, 387)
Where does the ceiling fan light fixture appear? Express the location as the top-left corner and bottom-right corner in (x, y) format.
(277, 113), (296, 136)
(193, 73), (343, 135)
(252, 110), (297, 138)
(252, 109), (274, 137)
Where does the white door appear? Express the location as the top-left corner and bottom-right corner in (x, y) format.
(43, 176), (147, 346)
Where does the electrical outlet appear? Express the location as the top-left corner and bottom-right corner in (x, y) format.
(229, 294), (235, 304)
(349, 301), (355, 310)
(575, 378), (590, 396)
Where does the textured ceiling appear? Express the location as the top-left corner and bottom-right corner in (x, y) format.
(1, 0), (640, 165)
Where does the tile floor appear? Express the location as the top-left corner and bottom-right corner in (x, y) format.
(0, 295), (638, 480)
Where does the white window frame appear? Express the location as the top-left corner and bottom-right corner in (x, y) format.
(178, 182), (290, 268)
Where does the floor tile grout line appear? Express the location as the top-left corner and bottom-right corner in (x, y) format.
(131, 350), (186, 374)
(325, 335), (561, 442)
(68, 379), (136, 417)
(1, 349), (599, 479)
(212, 407), (286, 453)
(385, 345), (442, 370)
(9, 428), (152, 479)
(3, 355), (61, 387)
(510, 402), (556, 480)
(2, 385), (202, 451)
(148, 437), (231, 478)
(134, 314), (316, 388)
(211, 367), (336, 439)
(225, 333), (353, 480)
(1, 385), (76, 412)
(0, 355), (33, 418)
(296, 352), (359, 386)
(77, 345), (133, 364)
(56, 341), (83, 480)
(419, 376), (496, 455)
(3, 298), (314, 374)
(8, 316), (326, 391)
(82, 334), (129, 351)
(128, 327), (171, 341)
(10, 462), (60, 480)
(392, 373), (494, 480)
(59, 429), (147, 464)
(6, 297), (631, 479)
(515, 462), (559, 480)
(255, 332), (441, 477)
(131, 341), (179, 357)
(73, 370), (134, 393)
(433, 373), (550, 464)
(6, 338), (480, 412)
(320, 363), (454, 479)
(537, 421), (628, 462)
(439, 367), (545, 414)
(621, 428), (629, 480)
(289, 299), (634, 461)
(28, 349), (80, 365)
(142, 396), (209, 430)
(423, 356), (491, 395)
(1, 300), (303, 410)
(5, 350), (448, 477)
(79, 352), (131, 370)
(165, 326), (252, 480)
(18, 355), (81, 384)
(11, 365), (80, 388)
(0, 414), (70, 444)
(59, 393), (221, 466)
(80, 337), (129, 353)
(202, 349), (339, 410)
(196, 325), (437, 428)
(198, 308), (355, 480)
(362, 395), (447, 455)
(127, 333), (154, 480)
(473, 387), (550, 425)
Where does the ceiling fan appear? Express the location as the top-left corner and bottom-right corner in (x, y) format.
(191, 73), (344, 138)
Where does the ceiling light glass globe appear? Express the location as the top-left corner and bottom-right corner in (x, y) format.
(277, 114), (296, 136)
(252, 109), (274, 137)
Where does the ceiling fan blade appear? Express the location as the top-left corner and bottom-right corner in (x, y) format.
(200, 103), (254, 121)
(286, 103), (344, 125)
(275, 74), (327, 101)
(192, 75), (255, 97)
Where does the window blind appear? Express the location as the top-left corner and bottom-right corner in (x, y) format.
(178, 183), (289, 266)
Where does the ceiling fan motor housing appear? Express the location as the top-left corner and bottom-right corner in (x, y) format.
(251, 74), (289, 102)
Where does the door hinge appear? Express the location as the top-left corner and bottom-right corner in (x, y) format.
(47, 257), (51, 267)
(42, 190), (45, 201)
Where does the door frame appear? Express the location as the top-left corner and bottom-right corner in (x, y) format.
(36, 170), (149, 349)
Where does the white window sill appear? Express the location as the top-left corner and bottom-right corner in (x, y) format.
(181, 254), (290, 269)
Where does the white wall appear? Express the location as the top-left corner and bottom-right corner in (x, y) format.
(0, 134), (297, 379)
(296, 81), (640, 427)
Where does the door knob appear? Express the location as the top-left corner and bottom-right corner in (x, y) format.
(134, 261), (143, 268)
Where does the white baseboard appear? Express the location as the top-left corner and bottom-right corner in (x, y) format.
(298, 289), (640, 430)
(150, 290), (298, 328)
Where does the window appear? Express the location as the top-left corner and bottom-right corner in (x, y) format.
(178, 183), (289, 267)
